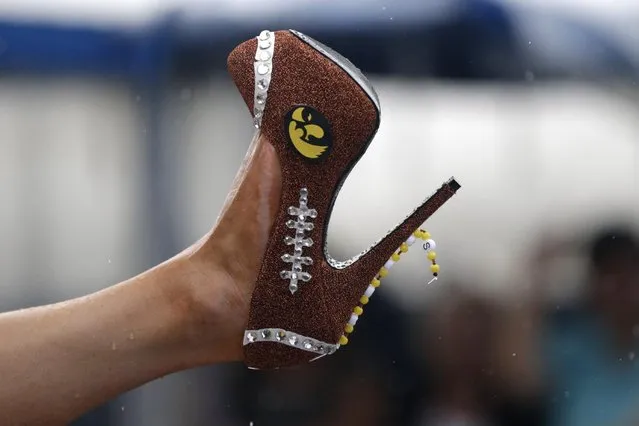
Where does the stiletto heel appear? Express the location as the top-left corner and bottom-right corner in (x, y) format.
(227, 29), (461, 369)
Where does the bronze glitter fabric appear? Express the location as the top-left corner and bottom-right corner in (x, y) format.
(227, 31), (460, 369)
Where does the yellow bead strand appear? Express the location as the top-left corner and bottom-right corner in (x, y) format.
(341, 228), (441, 343)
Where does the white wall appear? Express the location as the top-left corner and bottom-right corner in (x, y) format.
(1, 78), (638, 309)
(0, 79), (144, 307)
(171, 80), (639, 306)
(330, 82), (639, 305)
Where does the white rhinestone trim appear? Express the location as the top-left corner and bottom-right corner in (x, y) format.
(280, 188), (317, 294)
(243, 328), (339, 356)
(253, 30), (275, 128)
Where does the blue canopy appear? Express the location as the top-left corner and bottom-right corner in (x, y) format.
(0, 0), (636, 80)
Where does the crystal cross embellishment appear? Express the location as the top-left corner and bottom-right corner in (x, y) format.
(280, 188), (317, 294)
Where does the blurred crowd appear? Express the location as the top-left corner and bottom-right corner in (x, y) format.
(216, 222), (639, 426)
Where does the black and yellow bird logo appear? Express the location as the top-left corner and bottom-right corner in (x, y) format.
(285, 106), (332, 160)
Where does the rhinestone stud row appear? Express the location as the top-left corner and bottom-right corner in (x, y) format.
(280, 188), (317, 294)
(253, 30), (275, 128)
(243, 328), (338, 356)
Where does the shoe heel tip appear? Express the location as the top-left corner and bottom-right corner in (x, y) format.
(447, 177), (461, 191)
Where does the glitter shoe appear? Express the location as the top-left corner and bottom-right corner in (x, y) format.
(227, 29), (460, 369)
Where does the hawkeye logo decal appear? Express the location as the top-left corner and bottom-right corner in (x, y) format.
(285, 106), (332, 161)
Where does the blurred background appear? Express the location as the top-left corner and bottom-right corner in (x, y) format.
(1, 0), (639, 425)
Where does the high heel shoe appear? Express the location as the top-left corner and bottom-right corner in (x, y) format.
(227, 29), (460, 370)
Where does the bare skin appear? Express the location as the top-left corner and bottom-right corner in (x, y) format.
(0, 133), (282, 426)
